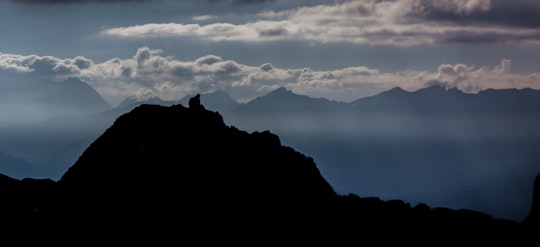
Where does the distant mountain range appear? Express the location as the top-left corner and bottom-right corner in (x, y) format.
(0, 101), (536, 243)
(352, 85), (540, 117)
(0, 151), (34, 179)
(0, 76), (111, 126)
(117, 90), (240, 113)
(1, 85), (539, 222)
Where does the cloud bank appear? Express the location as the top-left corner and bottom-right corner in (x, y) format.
(101, 0), (540, 46)
(1, 47), (539, 105)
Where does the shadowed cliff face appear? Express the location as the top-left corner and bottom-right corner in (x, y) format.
(0, 99), (537, 243)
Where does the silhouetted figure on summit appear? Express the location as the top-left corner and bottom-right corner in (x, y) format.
(188, 93), (205, 110)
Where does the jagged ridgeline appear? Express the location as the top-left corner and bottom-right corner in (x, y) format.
(0, 96), (537, 243)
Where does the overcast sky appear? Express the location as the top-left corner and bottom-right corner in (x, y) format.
(1, 0), (540, 105)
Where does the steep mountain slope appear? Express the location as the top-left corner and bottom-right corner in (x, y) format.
(1, 86), (539, 223)
(0, 113), (117, 179)
(0, 90), (240, 180)
(59, 102), (337, 207)
(0, 99), (533, 244)
(224, 86), (540, 221)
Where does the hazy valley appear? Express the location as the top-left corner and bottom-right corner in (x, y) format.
(1, 84), (539, 222)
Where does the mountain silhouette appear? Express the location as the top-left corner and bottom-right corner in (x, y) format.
(0, 98), (536, 244)
(352, 85), (540, 117)
(0, 76), (111, 126)
(227, 86), (540, 221)
(1, 86), (540, 223)
(351, 86), (466, 114)
(228, 87), (351, 134)
(0, 151), (35, 179)
(234, 87), (348, 114)
(0, 112), (118, 179)
(115, 95), (175, 109)
(58, 102), (336, 209)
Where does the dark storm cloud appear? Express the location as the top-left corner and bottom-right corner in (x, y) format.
(475, 0), (540, 28)
(9, 0), (145, 3)
(439, 30), (540, 45)
(411, 0), (540, 29)
(9, 0), (274, 4)
(101, 0), (540, 46)
(259, 63), (273, 72)
(210, 0), (275, 3)
(258, 27), (289, 37)
(195, 55), (224, 65)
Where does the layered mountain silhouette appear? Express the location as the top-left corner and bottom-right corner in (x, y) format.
(351, 85), (540, 119)
(0, 99), (536, 243)
(0, 110), (118, 179)
(0, 76), (111, 126)
(0, 151), (35, 178)
(0, 76), (112, 178)
(224, 86), (540, 221)
(1, 85), (540, 223)
(234, 87), (347, 114)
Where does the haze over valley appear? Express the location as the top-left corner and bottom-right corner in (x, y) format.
(1, 85), (539, 222)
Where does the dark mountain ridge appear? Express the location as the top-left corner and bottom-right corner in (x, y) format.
(1, 86), (539, 223)
(234, 87), (348, 114)
(223, 86), (540, 222)
(0, 99), (537, 243)
(352, 85), (540, 116)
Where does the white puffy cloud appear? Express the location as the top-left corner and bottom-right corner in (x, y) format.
(424, 59), (540, 92)
(102, 21), (298, 42)
(192, 15), (217, 22)
(101, 0), (540, 46)
(2, 48), (539, 105)
(0, 52), (94, 78)
(414, 0), (492, 15)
